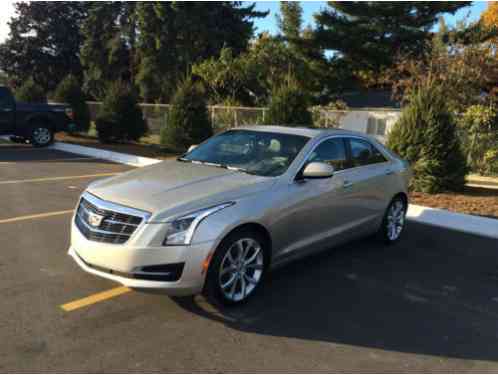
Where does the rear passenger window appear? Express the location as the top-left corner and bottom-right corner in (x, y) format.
(349, 138), (387, 167)
(308, 138), (348, 171)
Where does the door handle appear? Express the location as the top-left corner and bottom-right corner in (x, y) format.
(343, 180), (353, 188)
(1, 108), (12, 112)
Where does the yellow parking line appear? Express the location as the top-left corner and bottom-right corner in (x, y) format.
(0, 210), (74, 224)
(60, 286), (132, 312)
(0, 172), (117, 185)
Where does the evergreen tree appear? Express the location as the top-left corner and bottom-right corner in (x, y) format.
(54, 75), (91, 133)
(267, 79), (313, 127)
(277, 2), (303, 48)
(95, 81), (147, 143)
(0, 2), (88, 92)
(314, 2), (470, 74)
(161, 79), (213, 149)
(15, 78), (47, 103)
(80, 2), (137, 99)
(387, 83), (467, 193)
(135, 2), (267, 102)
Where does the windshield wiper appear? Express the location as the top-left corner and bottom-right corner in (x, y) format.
(181, 159), (256, 175)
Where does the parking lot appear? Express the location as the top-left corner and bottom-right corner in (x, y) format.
(2, 142), (498, 372)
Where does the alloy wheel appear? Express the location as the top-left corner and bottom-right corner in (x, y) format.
(386, 200), (406, 241)
(32, 127), (52, 145)
(218, 238), (264, 302)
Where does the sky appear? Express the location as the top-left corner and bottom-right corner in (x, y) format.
(0, 1), (490, 43)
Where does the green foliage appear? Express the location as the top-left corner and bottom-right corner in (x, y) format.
(135, 2), (267, 103)
(483, 148), (498, 176)
(15, 78), (47, 103)
(267, 80), (313, 126)
(314, 2), (470, 75)
(387, 84), (468, 193)
(161, 79), (213, 150)
(0, 2), (88, 92)
(54, 75), (90, 133)
(80, 3), (136, 99)
(95, 81), (147, 143)
(458, 104), (498, 175)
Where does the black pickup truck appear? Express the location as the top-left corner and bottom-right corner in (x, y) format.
(0, 86), (75, 147)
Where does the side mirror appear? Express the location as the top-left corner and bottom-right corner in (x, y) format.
(188, 145), (198, 153)
(301, 162), (335, 179)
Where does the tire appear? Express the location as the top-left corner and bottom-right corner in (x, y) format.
(30, 124), (54, 147)
(378, 196), (407, 244)
(204, 229), (268, 306)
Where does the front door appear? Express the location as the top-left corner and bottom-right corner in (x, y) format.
(273, 137), (363, 261)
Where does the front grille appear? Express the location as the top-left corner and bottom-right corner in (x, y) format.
(75, 196), (144, 244)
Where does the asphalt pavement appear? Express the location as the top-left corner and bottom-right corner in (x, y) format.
(1, 143), (498, 372)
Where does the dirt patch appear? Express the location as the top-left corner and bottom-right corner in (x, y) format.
(55, 133), (180, 160)
(410, 187), (498, 219)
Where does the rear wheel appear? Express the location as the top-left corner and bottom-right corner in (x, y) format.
(30, 125), (53, 147)
(378, 196), (407, 244)
(204, 229), (268, 306)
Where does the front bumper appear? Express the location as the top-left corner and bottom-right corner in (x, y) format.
(69, 222), (216, 296)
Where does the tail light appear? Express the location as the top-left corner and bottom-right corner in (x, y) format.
(65, 107), (74, 120)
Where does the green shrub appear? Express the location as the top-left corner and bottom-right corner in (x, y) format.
(483, 148), (498, 176)
(266, 80), (312, 126)
(387, 83), (468, 193)
(15, 78), (47, 103)
(457, 104), (498, 175)
(54, 75), (91, 133)
(95, 81), (148, 143)
(161, 79), (213, 150)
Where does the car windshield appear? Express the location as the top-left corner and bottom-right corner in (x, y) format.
(180, 130), (310, 177)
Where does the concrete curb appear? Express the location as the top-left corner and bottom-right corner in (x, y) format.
(407, 204), (497, 239)
(49, 141), (161, 167)
(2, 136), (497, 239)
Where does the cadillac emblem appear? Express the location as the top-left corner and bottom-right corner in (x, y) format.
(88, 212), (105, 227)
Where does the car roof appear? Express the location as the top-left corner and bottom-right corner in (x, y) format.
(233, 125), (369, 140)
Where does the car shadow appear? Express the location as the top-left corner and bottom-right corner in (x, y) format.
(173, 222), (498, 362)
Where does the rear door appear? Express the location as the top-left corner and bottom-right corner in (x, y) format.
(343, 137), (393, 221)
(0, 87), (15, 134)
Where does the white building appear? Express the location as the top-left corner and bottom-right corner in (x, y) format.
(330, 91), (402, 144)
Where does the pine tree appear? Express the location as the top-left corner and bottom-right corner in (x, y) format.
(314, 2), (471, 73)
(267, 79), (313, 127)
(95, 81), (147, 143)
(135, 2), (267, 103)
(0, 2), (88, 91)
(80, 2), (137, 99)
(15, 78), (47, 103)
(161, 79), (213, 150)
(387, 83), (468, 193)
(54, 75), (90, 133)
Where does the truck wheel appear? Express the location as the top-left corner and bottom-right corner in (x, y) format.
(30, 125), (54, 147)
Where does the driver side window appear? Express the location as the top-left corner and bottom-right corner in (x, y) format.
(308, 138), (348, 171)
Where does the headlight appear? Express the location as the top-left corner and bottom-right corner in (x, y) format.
(162, 202), (234, 246)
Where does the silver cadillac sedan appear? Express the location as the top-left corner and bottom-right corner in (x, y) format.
(69, 126), (411, 305)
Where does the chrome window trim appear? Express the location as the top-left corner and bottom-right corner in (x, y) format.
(292, 134), (393, 181)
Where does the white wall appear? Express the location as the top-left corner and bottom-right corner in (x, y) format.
(329, 109), (401, 144)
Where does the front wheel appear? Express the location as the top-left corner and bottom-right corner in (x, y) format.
(378, 196), (407, 244)
(204, 230), (268, 306)
(30, 125), (54, 147)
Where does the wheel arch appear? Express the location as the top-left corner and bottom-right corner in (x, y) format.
(392, 191), (409, 209)
(217, 222), (273, 266)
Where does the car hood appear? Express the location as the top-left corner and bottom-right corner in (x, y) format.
(87, 160), (274, 220)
